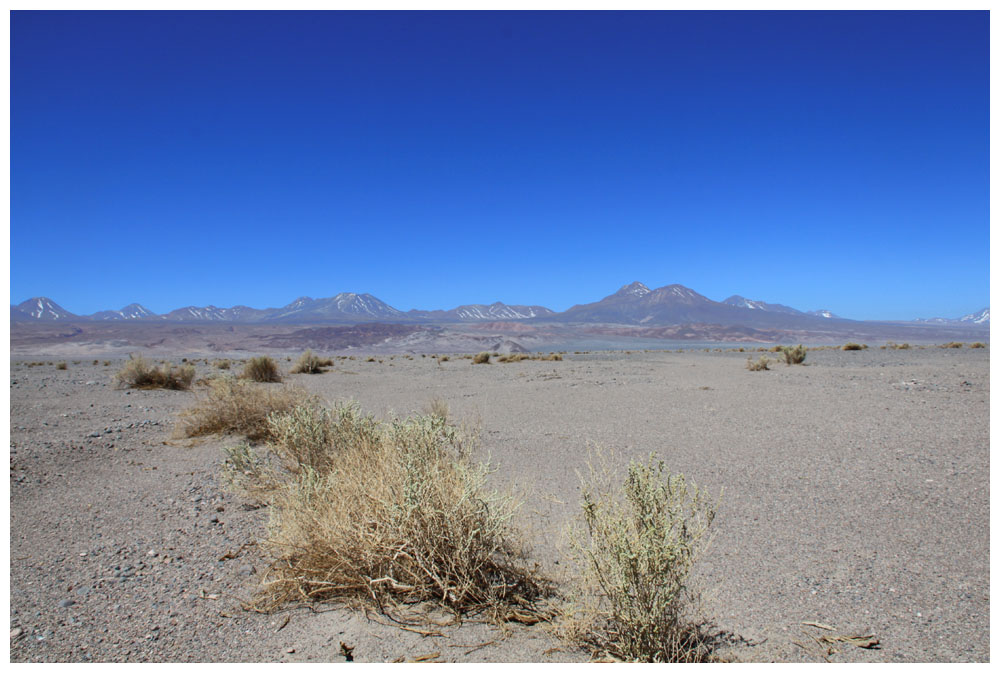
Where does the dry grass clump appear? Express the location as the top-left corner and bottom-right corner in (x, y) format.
(237, 402), (549, 620)
(745, 355), (770, 371)
(472, 352), (491, 364)
(114, 354), (195, 390)
(780, 344), (807, 365)
(213, 359), (232, 370)
(56, 361), (68, 370)
(425, 398), (449, 422)
(562, 451), (719, 662)
(241, 356), (282, 382)
(939, 342), (964, 349)
(290, 349), (334, 374)
(842, 343), (865, 351)
(176, 377), (317, 442)
(496, 352), (565, 363)
(884, 342), (911, 350)
(969, 342), (986, 348)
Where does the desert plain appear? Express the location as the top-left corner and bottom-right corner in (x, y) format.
(8, 340), (989, 662)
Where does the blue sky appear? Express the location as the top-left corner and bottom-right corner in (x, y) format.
(11, 10), (989, 320)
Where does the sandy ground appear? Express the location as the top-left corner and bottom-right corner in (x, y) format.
(8, 347), (989, 662)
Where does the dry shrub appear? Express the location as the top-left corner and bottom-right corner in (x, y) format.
(780, 344), (807, 365)
(56, 362), (67, 370)
(176, 377), (316, 442)
(970, 342), (986, 348)
(114, 354), (195, 390)
(842, 343), (864, 351)
(745, 355), (770, 371)
(241, 356), (282, 382)
(290, 349), (333, 374)
(241, 402), (548, 620)
(425, 398), (449, 422)
(940, 342), (964, 349)
(562, 451), (719, 662)
(214, 359), (232, 370)
(472, 352), (491, 364)
(497, 353), (563, 363)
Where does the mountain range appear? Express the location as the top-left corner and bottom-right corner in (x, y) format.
(9, 283), (989, 329)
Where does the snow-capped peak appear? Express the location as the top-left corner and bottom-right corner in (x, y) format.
(617, 281), (651, 297)
(724, 296), (764, 310)
(959, 307), (990, 324)
(17, 297), (75, 320)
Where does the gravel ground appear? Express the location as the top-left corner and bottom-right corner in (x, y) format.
(9, 346), (989, 662)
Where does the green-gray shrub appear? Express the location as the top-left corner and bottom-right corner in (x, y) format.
(565, 452), (719, 662)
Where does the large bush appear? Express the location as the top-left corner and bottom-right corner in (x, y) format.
(176, 377), (316, 441)
(230, 402), (549, 621)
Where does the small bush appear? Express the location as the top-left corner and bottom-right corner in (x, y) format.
(563, 451), (719, 662)
(970, 342), (986, 348)
(176, 377), (316, 442)
(472, 352), (491, 365)
(745, 356), (770, 371)
(114, 354), (195, 390)
(426, 398), (449, 422)
(780, 344), (807, 365)
(940, 342), (964, 349)
(214, 359), (232, 370)
(291, 349), (333, 374)
(842, 343), (864, 351)
(241, 403), (549, 620)
(241, 356), (282, 382)
(56, 362), (68, 370)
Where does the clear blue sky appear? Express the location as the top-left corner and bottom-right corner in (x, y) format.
(11, 10), (989, 320)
